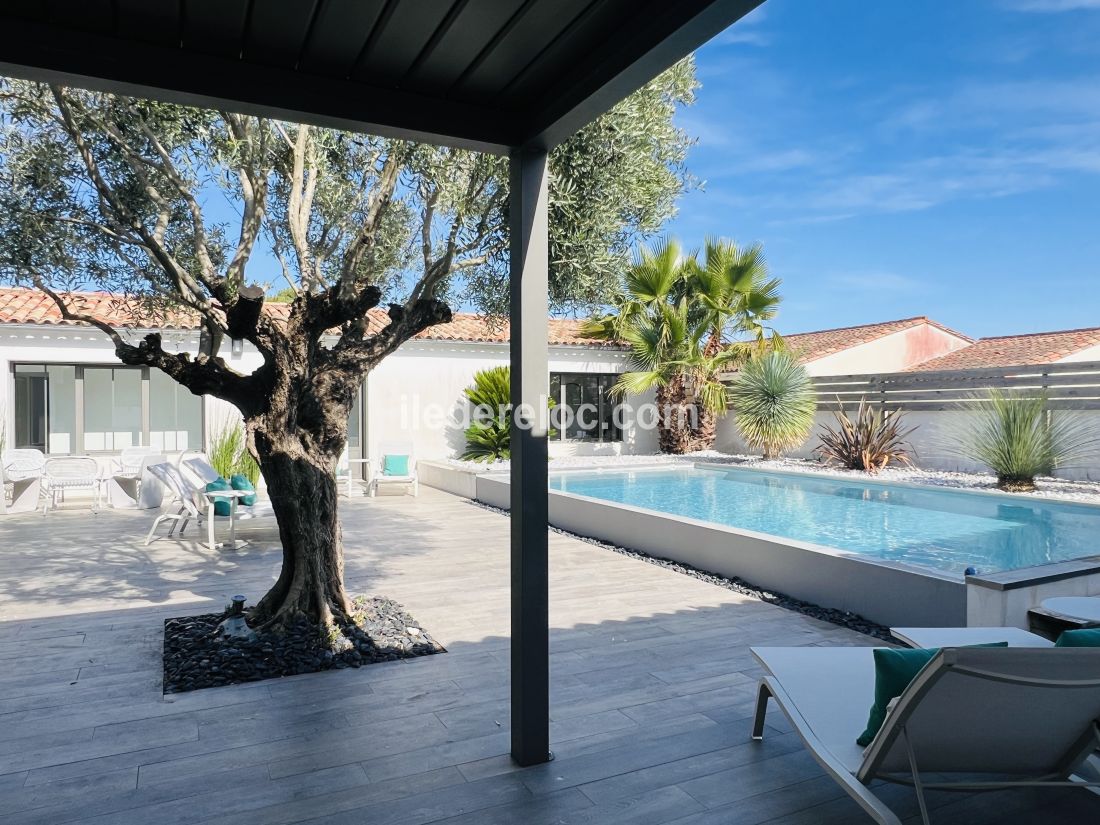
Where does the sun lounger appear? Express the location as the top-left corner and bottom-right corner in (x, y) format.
(750, 645), (1100, 824)
(146, 461), (274, 551)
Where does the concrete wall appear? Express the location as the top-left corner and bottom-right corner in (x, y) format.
(473, 471), (966, 628)
(967, 559), (1100, 630)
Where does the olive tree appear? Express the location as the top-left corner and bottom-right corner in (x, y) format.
(0, 59), (696, 636)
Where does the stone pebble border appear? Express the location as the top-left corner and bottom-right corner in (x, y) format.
(470, 500), (893, 643)
(162, 596), (444, 693)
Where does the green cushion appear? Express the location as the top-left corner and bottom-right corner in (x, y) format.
(1055, 628), (1100, 647)
(205, 477), (232, 517)
(383, 454), (410, 476)
(857, 642), (1008, 747)
(230, 474), (257, 506)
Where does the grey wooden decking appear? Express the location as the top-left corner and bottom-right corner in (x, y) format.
(0, 488), (1095, 824)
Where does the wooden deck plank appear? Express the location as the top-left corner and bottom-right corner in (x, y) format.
(0, 487), (1096, 824)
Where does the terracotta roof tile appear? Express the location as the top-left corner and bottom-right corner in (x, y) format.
(0, 287), (620, 348)
(906, 327), (1100, 372)
(783, 316), (970, 363)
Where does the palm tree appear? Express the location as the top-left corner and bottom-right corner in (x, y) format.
(583, 237), (783, 454)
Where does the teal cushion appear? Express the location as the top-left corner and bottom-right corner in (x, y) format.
(1055, 628), (1100, 647)
(383, 454), (410, 476)
(230, 474), (257, 506)
(205, 477), (232, 517)
(857, 643), (1008, 747)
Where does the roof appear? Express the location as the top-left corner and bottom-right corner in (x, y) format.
(783, 316), (971, 363)
(0, 0), (761, 152)
(0, 288), (621, 349)
(906, 326), (1100, 372)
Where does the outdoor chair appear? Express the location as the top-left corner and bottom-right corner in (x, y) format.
(368, 441), (418, 497)
(112, 446), (157, 475)
(750, 645), (1100, 825)
(152, 457), (275, 550)
(41, 456), (102, 513)
(1, 448), (45, 515)
(107, 451), (168, 509)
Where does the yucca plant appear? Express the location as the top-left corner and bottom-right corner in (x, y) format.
(815, 398), (915, 473)
(728, 350), (816, 459)
(953, 390), (1099, 492)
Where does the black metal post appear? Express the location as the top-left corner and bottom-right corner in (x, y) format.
(508, 146), (551, 767)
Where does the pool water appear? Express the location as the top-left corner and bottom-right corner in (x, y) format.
(549, 466), (1100, 576)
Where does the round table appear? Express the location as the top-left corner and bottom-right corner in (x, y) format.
(1040, 596), (1100, 624)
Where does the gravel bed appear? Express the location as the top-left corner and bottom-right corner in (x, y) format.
(163, 596), (443, 693)
(470, 500), (892, 643)
(449, 452), (1100, 505)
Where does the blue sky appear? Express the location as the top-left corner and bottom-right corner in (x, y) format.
(665, 0), (1100, 338)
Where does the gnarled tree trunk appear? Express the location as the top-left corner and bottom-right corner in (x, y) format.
(249, 442), (350, 631)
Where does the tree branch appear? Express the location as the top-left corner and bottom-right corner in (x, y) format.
(34, 279), (258, 412)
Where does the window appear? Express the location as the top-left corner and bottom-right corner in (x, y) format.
(550, 372), (623, 443)
(83, 367), (142, 451)
(149, 369), (202, 451)
(9, 364), (204, 454)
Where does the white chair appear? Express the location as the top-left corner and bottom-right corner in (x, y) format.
(41, 456), (101, 513)
(751, 645), (1100, 825)
(369, 441), (418, 497)
(107, 452), (168, 509)
(112, 446), (156, 475)
(1, 448), (45, 515)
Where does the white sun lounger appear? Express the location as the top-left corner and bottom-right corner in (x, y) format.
(750, 645), (1100, 825)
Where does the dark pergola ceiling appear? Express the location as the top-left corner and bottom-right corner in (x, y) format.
(0, 0), (761, 152)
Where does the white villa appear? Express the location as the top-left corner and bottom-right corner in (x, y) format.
(6, 286), (1098, 472)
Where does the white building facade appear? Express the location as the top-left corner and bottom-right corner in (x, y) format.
(0, 290), (654, 464)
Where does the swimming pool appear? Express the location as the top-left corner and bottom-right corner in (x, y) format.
(549, 465), (1100, 576)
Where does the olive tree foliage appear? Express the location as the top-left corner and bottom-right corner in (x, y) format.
(0, 58), (697, 633)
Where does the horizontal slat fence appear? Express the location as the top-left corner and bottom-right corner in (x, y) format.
(808, 361), (1100, 412)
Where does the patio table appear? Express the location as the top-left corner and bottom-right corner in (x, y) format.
(1039, 596), (1100, 625)
(203, 488), (251, 551)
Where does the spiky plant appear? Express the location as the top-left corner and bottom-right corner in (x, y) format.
(728, 351), (816, 459)
(815, 398), (915, 473)
(208, 420), (260, 483)
(953, 390), (1099, 492)
(461, 366), (513, 462)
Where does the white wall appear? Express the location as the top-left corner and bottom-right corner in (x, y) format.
(365, 340), (653, 461)
(1058, 344), (1100, 364)
(1, 325), (653, 464)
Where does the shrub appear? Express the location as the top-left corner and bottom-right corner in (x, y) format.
(208, 420), (260, 484)
(815, 398), (915, 473)
(728, 351), (816, 459)
(462, 367), (512, 462)
(460, 366), (556, 462)
(953, 390), (1099, 492)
